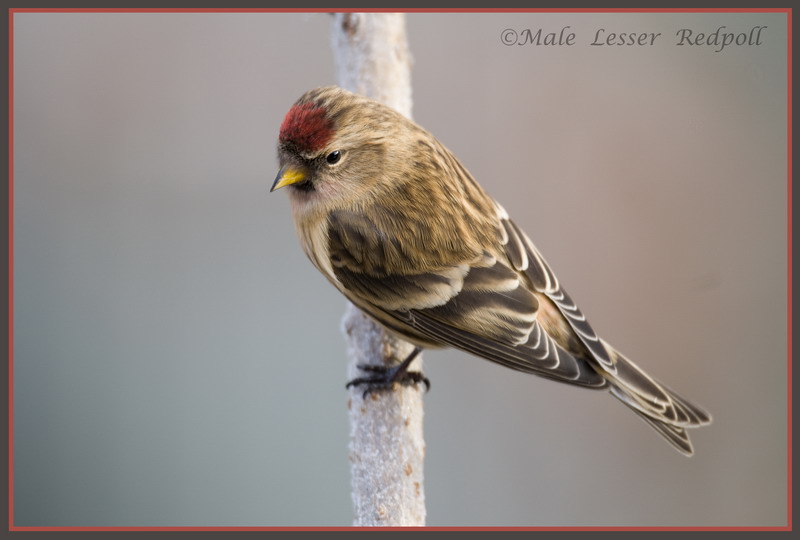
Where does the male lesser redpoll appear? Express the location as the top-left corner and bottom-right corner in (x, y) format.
(272, 86), (711, 455)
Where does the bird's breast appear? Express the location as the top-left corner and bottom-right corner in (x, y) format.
(296, 214), (339, 287)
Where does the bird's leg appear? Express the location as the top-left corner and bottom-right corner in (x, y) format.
(346, 346), (430, 398)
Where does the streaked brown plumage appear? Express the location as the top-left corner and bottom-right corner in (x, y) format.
(273, 86), (711, 455)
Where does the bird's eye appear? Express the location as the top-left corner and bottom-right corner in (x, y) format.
(326, 150), (342, 165)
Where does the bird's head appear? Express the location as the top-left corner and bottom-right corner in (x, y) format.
(273, 86), (412, 218)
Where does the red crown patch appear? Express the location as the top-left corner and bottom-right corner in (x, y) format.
(279, 103), (334, 154)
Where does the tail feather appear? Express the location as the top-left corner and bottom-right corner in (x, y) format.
(618, 396), (695, 456)
(601, 341), (711, 456)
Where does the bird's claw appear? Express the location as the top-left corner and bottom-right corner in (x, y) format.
(346, 363), (430, 398)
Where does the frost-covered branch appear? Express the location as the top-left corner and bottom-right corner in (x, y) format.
(331, 12), (426, 527)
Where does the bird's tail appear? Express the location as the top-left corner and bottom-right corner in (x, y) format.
(600, 341), (712, 456)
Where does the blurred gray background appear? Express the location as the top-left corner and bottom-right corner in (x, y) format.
(13, 12), (787, 526)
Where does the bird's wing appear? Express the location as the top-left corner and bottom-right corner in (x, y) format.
(496, 209), (712, 432)
(327, 214), (607, 388)
(496, 211), (615, 371)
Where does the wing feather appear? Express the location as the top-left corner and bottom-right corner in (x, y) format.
(328, 214), (607, 388)
(501, 217), (614, 369)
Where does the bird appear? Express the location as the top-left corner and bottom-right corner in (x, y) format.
(271, 86), (711, 455)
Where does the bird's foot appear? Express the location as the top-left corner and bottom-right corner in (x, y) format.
(345, 346), (429, 398)
(346, 365), (430, 398)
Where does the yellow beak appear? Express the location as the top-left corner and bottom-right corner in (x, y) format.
(271, 165), (308, 192)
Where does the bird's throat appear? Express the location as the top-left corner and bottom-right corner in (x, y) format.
(290, 179), (315, 193)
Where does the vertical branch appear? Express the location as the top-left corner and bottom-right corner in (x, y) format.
(332, 13), (412, 117)
(331, 13), (426, 527)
